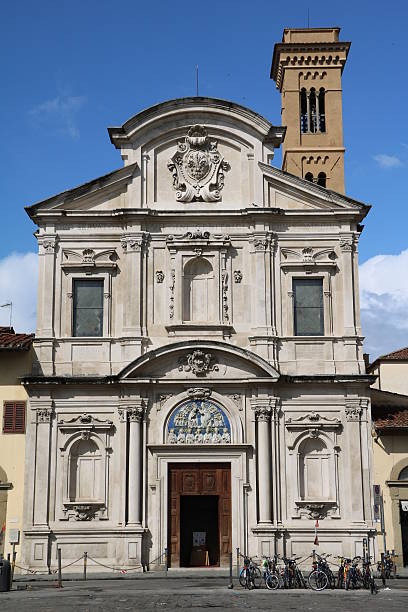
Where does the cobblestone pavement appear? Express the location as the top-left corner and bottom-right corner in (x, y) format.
(1, 578), (408, 611)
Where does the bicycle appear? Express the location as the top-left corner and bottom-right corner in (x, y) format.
(345, 556), (363, 590)
(281, 556), (307, 589)
(336, 556), (345, 589)
(308, 553), (335, 591)
(239, 556), (263, 589)
(262, 555), (280, 590)
(377, 552), (395, 585)
(362, 556), (378, 594)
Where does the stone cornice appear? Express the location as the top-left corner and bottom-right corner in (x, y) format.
(271, 41), (351, 90)
(107, 96), (285, 147)
(259, 162), (370, 214)
(25, 162), (139, 220)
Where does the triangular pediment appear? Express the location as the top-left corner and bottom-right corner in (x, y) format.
(25, 163), (138, 216)
(260, 162), (370, 214)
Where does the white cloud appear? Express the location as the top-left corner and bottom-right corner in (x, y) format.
(373, 153), (403, 168)
(360, 249), (408, 359)
(0, 252), (38, 332)
(29, 94), (86, 140)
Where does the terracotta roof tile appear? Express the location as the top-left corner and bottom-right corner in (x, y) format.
(374, 409), (408, 429)
(0, 327), (34, 351)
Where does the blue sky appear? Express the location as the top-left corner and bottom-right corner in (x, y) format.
(1, 0), (408, 357)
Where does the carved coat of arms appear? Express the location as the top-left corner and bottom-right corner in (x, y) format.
(178, 350), (219, 376)
(167, 125), (229, 203)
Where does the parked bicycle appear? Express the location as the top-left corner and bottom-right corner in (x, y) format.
(345, 556), (363, 590)
(308, 553), (336, 591)
(377, 552), (395, 584)
(262, 555), (281, 590)
(281, 556), (307, 589)
(362, 555), (378, 594)
(239, 556), (262, 590)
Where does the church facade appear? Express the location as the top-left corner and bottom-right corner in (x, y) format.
(22, 28), (376, 571)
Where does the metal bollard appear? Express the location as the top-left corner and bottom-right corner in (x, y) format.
(236, 547), (240, 579)
(10, 548), (16, 588)
(227, 551), (233, 589)
(164, 548), (168, 574)
(84, 552), (88, 581)
(57, 548), (62, 588)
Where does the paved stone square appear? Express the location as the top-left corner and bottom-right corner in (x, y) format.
(1, 577), (408, 611)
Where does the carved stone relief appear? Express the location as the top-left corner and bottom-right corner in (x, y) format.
(178, 350), (219, 376)
(167, 125), (230, 202)
(233, 270), (243, 283)
(167, 399), (231, 444)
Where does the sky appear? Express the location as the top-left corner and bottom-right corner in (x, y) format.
(1, 0), (407, 359)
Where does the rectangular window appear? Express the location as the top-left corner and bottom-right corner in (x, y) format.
(73, 279), (104, 337)
(3, 402), (26, 433)
(293, 278), (324, 336)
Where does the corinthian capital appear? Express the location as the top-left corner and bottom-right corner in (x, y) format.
(251, 398), (277, 422)
(128, 404), (145, 422)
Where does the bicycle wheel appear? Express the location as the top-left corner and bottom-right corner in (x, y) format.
(239, 568), (246, 588)
(266, 572), (280, 590)
(308, 570), (328, 591)
(251, 565), (263, 589)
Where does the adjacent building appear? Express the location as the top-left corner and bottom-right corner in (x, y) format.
(368, 348), (408, 568)
(21, 28), (377, 572)
(0, 327), (33, 561)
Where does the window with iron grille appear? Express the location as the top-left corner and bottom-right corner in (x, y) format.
(3, 401), (26, 433)
(72, 279), (104, 337)
(293, 278), (324, 336)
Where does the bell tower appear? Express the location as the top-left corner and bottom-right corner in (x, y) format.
(271, 27), (350, 194)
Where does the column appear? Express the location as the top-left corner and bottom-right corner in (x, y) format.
(252, 233), (271, 333)
(37, 235), (57, 337)
(340, 234), (356, 336)
(121, 234), (146, 336)
(345, 401), (364, 522)
(128, 402), (144, 525)
(33, 403), (53, 526)
(252, 399), (273, 524)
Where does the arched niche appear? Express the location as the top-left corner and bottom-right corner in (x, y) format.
(298, 436), (331, 500)
(289, 429), (339, 517)
(68, 437), (102, 502)
(59, 431), (109, 521)
(183, 257), (215, 323)
(158, 390), (243, 445)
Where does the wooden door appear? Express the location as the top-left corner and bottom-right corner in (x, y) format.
(168, 463), (231, 567)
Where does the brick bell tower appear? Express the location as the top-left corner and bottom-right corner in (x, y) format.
(271, 27), (350, 194)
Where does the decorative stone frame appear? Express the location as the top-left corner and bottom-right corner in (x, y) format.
(282, 267), (335, 337)
(285, 412), (342, 519)
(146, 445), (250, 568)
(165, 232), (233, 336)
(386, 456), (408, 566)
(61, 270), (113, 338)
(57, 415), (113, 521)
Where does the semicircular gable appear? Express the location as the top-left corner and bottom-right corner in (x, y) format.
(119, 340), (279, 381)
